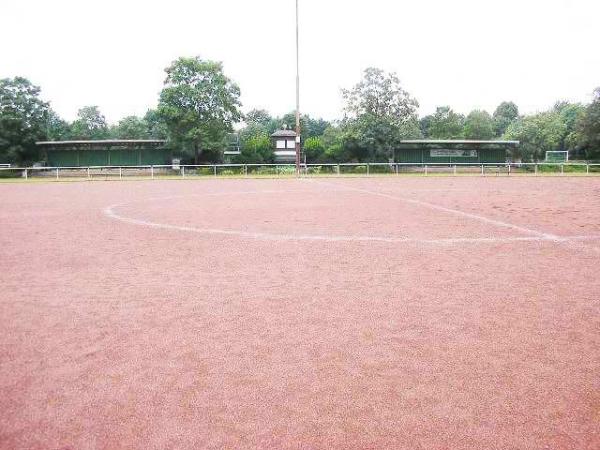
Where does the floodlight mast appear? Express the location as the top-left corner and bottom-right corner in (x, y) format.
(295, 0), (301, 176)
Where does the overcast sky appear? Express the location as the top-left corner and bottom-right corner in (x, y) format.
(2, 0), (599, 124)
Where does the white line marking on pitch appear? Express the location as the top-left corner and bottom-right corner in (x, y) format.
(309, 179), (562, 241)
(103, 205), (574, 244)
(103, 189), (600, 245)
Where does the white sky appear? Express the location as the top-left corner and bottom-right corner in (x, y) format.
(2, 0), (599, 123)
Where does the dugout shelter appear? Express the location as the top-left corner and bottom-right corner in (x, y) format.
(36, 140), (171, 167)
(395, 140), (519, 164)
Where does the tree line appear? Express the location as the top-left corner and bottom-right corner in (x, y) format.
(1, 57), (598, 165)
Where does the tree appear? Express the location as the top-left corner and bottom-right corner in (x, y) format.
(46, 110), (71, 141)
(70, 106), (109, 140)
(464, 110), (495, 140)
(493, 102), (519, 137)
(318, 126), (348, 162)
(342, 68), (418, 120)
(0, 77), (50, 164)
(157, 57), (242, 163)
(245, 109), (272, 126)
(144, 109), (168, 139)
(341, 68), (420, 161)
(303, 136), (325, 162)
(342, 115), (421, 161)
(280, 112), (330, 139)
(420, 115), (433, 138)
(236, 132), (273, 164)
(422, 106), (464, 139)
(576, 88), (600, 159)
(111, 115), (149, 139)
(237, 109), (331, 162)
(552, 101), (586, 158)
(504, 111), (566, 161)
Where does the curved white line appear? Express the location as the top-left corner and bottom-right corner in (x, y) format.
(309, 179), (562, 240)
(103, 189), (600, 245)
(105, 204), (565, 244)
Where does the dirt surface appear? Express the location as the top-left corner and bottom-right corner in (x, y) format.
(1, 177), (599, 449)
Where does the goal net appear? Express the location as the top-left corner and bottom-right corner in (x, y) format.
(545, 151), (569, 162)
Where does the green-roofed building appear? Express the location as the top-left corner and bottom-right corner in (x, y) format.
(36, 140), (172, 167)
(395, 140), (518, 164)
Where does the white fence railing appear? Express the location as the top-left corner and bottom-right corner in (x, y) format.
(1, 162), (600, 180)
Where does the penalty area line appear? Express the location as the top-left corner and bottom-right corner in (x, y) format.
(308, 179), (562, 241)
(102, 187), (600, 247)
(104, 206), (593, 246)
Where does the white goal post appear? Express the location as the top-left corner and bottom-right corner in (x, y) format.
(545, 151), (569, 162)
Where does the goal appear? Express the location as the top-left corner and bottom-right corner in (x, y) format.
(545, 151), (569, 162)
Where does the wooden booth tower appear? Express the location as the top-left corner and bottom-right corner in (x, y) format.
(271, 126), (298, 163)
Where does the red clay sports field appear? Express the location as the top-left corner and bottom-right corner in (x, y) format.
(1, 176), (599, 449)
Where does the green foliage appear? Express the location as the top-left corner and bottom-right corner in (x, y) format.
(575, 89), (600, 159)
(157, 56), (242, 163)
(144, 109), (168, 139)
(342, 68), (419, 120)
(236, 131), (273, 164)
(419, 115), (432, 138)
(0, 77), (50, 164)
(46, 110), (71, 141)
(464, 110), (495, 140)
(324, 143), (349, 162)
(237, 109), (332, 163)
(110, 115), (149, 139)
(552, 101), (586, 156)
(303, 136), (325, 162)
(245, 109), (272, 126)
(340, 67), (420, 161)
(504, 111), (566, 161)
(7, 62), (598, 167)
(279, 112), (330, 139)
(493, 102), (519, 137)
(70, 106), (109, 140)
(245, 165), (296, 176)
(318, 126), (348, 162)
(421, 106), (464, 139)
(235, 118), (273, 164)
(342, 115), (421, 161)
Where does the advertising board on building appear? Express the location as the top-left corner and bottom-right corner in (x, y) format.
(430, 149), (478, 157)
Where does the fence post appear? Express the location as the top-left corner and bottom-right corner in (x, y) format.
(24, 168), (28, 180)
(425, 165), (428, 176)
(337, 164), (340, 176)
(244, 164), (248, 177)
(213, 165), (217, 177)
(56, 168), (59, 180)
(151, 165), (154, 179)
(453, 165), (457, 176)
(119, 167), (122, 180)
(586, 164), (589, 175)
(508, 164), (511, 177)
(87, 167), (90, 179)
(367, 163), (370, 176)
(182, 166), (186, 178)
(481, 165), (484, 176)
(535, 164), (538, 176)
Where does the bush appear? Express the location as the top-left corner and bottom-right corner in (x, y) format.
(196, 167), (213, 176)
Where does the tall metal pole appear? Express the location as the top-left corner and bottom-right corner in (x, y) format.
(295, 0), (301, 176)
